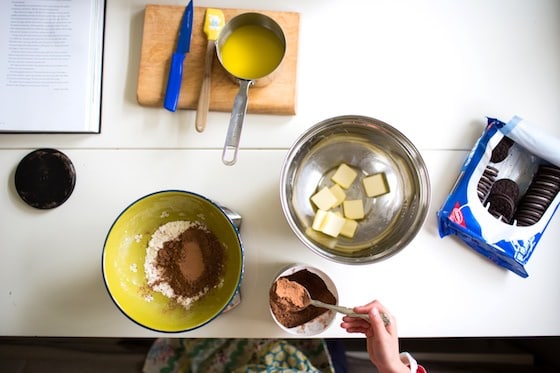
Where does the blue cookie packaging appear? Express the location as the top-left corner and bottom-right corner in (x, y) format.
(437, 117), (560, 278)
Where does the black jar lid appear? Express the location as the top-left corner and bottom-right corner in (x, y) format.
(15, 148), (76, 209)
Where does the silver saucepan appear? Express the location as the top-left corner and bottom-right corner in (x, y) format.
(216, 13), (286, 165)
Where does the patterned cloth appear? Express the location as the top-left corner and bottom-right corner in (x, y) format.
(143, 338), (335, 373)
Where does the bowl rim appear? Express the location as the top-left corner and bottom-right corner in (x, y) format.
(102, 189), (245, 333)
(280, 115), (431, 264)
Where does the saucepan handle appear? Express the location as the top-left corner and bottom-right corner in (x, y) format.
(222, 79), (253, 166)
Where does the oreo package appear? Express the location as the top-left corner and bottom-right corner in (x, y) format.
(438, 117), (560, 278)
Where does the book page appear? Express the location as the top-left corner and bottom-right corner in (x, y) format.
(0, 0), (104, 133)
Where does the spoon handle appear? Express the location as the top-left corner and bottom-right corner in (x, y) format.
(310, 299), (369, 321)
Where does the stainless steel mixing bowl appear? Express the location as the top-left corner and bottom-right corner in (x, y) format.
(280, 115), (431, 264)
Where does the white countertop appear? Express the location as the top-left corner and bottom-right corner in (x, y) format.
(1, 0), (559, 338)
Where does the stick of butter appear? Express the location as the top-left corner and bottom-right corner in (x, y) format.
(329, 184), (346, 207)
(343, 199), (365, 219)
(331, 163), (358, 189)
(312, 209), (328, 231)
(340, 218), (358, 238)
(318, 211), (346, 237)
(362, 172), (390, 197)
(310, 186), (338, 210)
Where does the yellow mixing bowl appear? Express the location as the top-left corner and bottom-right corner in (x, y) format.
(102, 190), (244, 332)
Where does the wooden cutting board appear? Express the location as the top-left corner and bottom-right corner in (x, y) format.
(137, 5), (300, 115)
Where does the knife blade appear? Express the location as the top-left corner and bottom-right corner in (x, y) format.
(163, 1), (194, 112)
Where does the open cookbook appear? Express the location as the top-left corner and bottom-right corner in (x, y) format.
(0, 0), (105, 133)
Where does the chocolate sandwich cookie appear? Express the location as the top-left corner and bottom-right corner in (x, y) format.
(516, 214), (539, 227)
(515, 201), (546, 226)
(522, 194), (552, 209)
(516, 207), (541, 221)
(490, 136), (514, 163)
(531, 175), (560, 200)
(483, 165), (499, 179)
(538, 164), (560, 177)
(535, 165), (560, 190)
(477, 166), (499, 203)
(514, 164), (560, 226)
(531, 183), (558, 199)
(490, 179), (519, 201)
(484, 178), (519, 223)
(486, 192), (516, 223)
(477, 177), (493, 202)
(514, 199), (542, 225)
(532, 179), (560, 192)
(537, 174), (560, 186)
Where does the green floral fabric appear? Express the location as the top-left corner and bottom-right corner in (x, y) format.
(143, 338), (335, 373)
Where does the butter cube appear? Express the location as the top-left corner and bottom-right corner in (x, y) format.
(340, 219), (358, 238)
(331, 163), (358, 189)
(329, 184), (346, 207)
(312, 209), (328, 231)
(310, 187), (337, 210)
(343, 199), (365, 220)
(363, 172), (390, 197)
(320, 211), (346, 237)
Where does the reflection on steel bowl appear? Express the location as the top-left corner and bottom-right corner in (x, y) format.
(280, 115), (430, 264)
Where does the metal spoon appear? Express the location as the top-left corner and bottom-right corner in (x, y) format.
(276, 278), (390, 325)
(304, 289), (391, 326)
(302, 291), (371, 322)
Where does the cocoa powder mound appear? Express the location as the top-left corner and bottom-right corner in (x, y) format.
(274, 277), (308, 310)
(269, 269), (336, 328)
(154, 226), (225, 299)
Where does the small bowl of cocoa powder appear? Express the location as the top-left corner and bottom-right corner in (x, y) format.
(268, 264), (338, 335)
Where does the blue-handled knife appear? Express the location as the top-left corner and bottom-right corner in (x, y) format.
(164, 1), (194, 112)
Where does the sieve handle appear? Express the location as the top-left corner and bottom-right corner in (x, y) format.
(222, 79), (253, 166)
